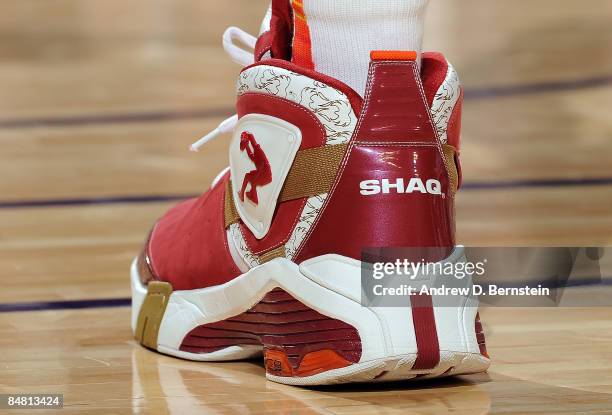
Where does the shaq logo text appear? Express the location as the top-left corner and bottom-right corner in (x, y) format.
(359, 178), (443, 196)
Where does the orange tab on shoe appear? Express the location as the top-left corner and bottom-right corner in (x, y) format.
(370, 50), (417, 61)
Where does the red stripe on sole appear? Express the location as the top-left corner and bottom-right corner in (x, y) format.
(475, 312), (489, 358)
(410, 294), (440, 370)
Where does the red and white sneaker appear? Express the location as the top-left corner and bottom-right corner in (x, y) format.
(131, 22), (490, 385)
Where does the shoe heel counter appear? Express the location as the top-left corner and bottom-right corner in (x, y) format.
(296, 54), (457, 263)
(299, 251), (488, 365)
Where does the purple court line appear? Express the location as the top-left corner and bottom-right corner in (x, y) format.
(0, 194), (195, 209)
(1, 75), (611, 130)
(0, 298), (131, 313)
(1, 279), (609, 313)
(0, 107), (235, 129)
(1, 177), (611, 210)
(464, 75), (612, 99)
(460, 177), (612, 190)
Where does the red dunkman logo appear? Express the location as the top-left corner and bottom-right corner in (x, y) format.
(239, 131), (272, 205)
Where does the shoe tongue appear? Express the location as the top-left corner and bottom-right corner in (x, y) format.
(268, 0), (294, 60)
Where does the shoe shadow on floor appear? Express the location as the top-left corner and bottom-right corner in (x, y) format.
(130, 347), (612, 414)
(131, 348), (496, 413)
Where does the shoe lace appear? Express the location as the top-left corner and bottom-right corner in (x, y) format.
(190, 27), (257, 152)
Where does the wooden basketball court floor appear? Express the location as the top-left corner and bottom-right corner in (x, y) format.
(1, 1), (612, 413)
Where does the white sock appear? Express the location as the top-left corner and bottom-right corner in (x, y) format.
(292, 0), (430, 95)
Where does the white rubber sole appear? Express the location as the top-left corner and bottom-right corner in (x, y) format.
(131, 247), (490, 385)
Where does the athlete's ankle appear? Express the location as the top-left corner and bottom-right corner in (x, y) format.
(290, 0), (430, 95)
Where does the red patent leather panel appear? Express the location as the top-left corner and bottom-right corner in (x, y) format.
(237, 93), (326, 149)
(357, 59), (438, 143)
(148, 174), (241, 290)
(296, 58), (454, 263)
(295, 144), (454, 263)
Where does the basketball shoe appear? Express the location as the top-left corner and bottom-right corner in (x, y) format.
(131, 16), (490, 386)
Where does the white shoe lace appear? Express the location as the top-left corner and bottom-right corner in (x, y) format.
(190, 27), (258, 152)
(223, 26), (258, 67)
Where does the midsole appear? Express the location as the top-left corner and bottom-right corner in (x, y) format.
(130, 247), (482, 365)
(179, 287), (363, 370)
